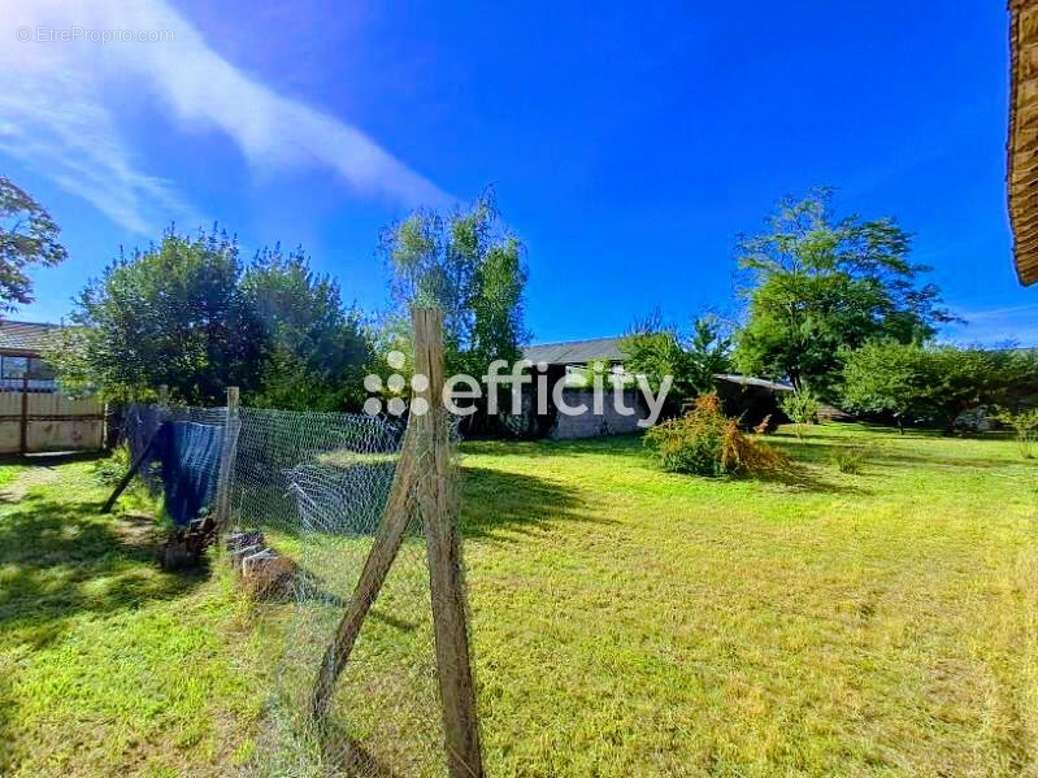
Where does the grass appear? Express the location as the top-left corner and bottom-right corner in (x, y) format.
(0, 424), (1036, 776)
(0, 459), (266, 776)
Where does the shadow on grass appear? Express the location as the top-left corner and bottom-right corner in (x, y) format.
(460, 465), (613, 541)
(768, 436), (1027, 472)
(462, 433), (645, 461)
(0, 450), (107, 467)
(755, 460), (868, 495)
(0, 489), (207, 652)
(322, 736), (406, 778)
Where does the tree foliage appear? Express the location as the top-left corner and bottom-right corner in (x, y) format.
(243, 246), (371, 411)
(621, 313), (732, 398)
(839, 340), (1038, 431)
(734, 190), (951, 395)
(0, 176), (68, 311)
(47, 228), (371, 409)
(382, 191), (527, 376)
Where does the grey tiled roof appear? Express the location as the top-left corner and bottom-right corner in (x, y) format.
(523, 336), (626, 365)
(0, 320), (61, 354)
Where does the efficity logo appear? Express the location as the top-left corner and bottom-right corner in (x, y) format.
(363, 352), (673, 428)
(362, 351), (430, 417)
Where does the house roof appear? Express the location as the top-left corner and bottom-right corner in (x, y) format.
(523, 336), (626, 365)
(1008, 0), (1038, 285)
(0, 320), (62, 354)
(714, 373), (795, 392)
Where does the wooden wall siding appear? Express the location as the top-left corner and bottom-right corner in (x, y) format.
(0, 390), (104, 454)
(1010, 0), (1038, 285)
(0, 392), (21, 453)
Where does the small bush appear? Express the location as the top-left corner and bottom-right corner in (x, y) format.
(830, 446), (867, 474)
(780, 388), (821, 439)
(993, 407), (1038, 458)
(93, 444), (131, 485)
(645, 393), (789, 477)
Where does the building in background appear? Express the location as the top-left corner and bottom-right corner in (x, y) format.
(0, 320), (61, 392)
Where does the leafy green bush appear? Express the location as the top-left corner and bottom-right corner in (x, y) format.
(840, 340), (1038, 432)
(645, 393), (788, 477)
(994, 407), (1038, 459)
(830, 446), (867, 474)
(93, 445), (131, 486)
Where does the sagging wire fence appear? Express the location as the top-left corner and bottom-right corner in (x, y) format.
(114, 308), (483, 777)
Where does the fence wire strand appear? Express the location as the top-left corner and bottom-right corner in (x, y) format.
(123, 402), (471, 777)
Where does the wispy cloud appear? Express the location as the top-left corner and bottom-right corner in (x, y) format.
(0, 0), (448, 234)
(941, 303), (1038, 348)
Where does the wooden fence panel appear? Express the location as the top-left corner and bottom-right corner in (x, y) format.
(0, 392), (22, 454)
(0, 390), (105, 454)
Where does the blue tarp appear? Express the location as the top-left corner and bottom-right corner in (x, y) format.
(157, 421), (224, 527)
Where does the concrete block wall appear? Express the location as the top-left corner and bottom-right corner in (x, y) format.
(549, 388), (650, 440)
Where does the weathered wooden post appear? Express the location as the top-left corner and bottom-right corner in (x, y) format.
(214, 386), (240, 530)
(413, 307), (484, 778)
(101, 426), (161, 513)
(19, 373), (28, 455)
(309, 307), (484, 778)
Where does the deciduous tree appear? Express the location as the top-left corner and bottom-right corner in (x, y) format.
(50, 228), (264, 404)
(735, 189), (952, 395)
(621, 313), (732, 399)
(0, 176), (67, 311)
(244, 246), (371, 411)
(382, 190), (528, 375)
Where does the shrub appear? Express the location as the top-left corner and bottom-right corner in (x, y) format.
(780, 388), (821, 438)
(93, 444), (131, 486)
(993, 407), (1038, 459)
(645, 393), (788, 477)
(830, 446), (867, 474)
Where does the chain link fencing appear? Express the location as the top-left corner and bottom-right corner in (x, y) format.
(122, 401), (473, 777)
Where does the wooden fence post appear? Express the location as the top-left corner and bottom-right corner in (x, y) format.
(19, 374), (28, 455)
(309, 307), (484, 777)
(214, 386), (240, 530)
(413, 307), (484, 778)
(101, 424), (164, 513)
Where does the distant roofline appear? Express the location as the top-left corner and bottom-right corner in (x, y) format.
(523, 335), (627, 366)
(524, 335), (625, 349)
(0, 318), (62, 327)
(714, 373), (794, 391)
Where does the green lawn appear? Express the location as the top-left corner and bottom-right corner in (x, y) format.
(0, 425), (1036, 776)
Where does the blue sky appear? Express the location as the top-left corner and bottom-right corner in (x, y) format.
(1, 0), (1035, 345)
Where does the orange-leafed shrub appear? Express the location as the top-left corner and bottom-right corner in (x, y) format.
(645, 393), (789, 477)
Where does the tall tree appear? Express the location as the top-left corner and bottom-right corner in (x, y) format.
(243, 246), (371, 411)
(0, 176), (68, 311)
(382, 191), (528, 375)
(50, 228), (264, 404)
(734, 189), (951, 395)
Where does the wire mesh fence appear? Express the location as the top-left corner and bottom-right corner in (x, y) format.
(121, 399), (475, 777)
